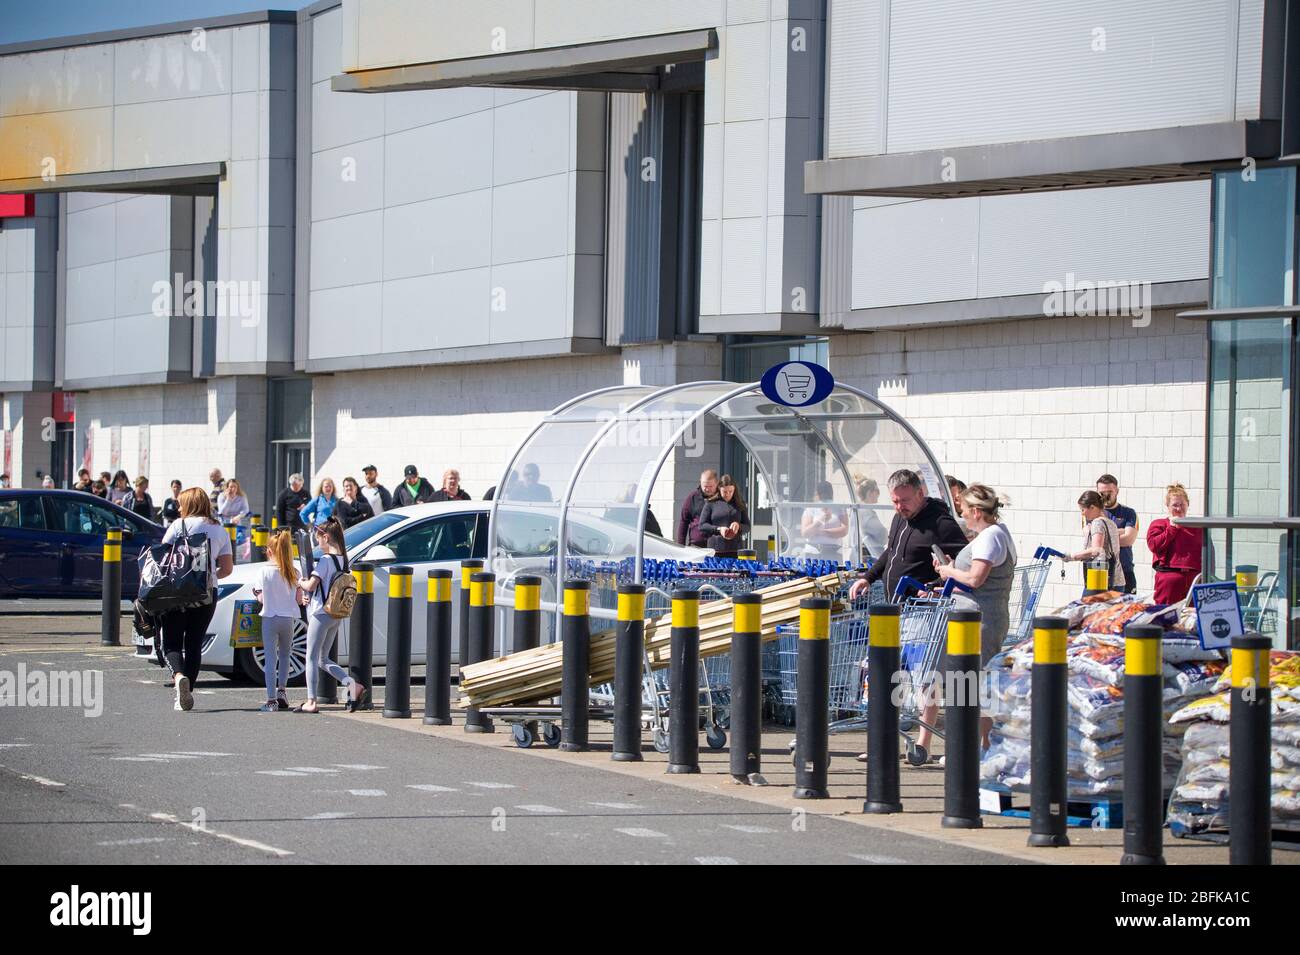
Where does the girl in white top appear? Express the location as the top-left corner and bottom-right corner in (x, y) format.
(294, 517), (364, 712)
(251, 530), (302, 712)
(159, 488), (234, 711)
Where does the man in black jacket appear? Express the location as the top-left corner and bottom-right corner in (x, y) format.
(848, 469), (967, 600)
(360, 465), (392, 514)
(392, 465), (436, 508)
(675, 469), (719, 546)
(275, 473), (310, 531)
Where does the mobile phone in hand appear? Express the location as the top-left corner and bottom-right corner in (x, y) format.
(931, 544), (950, 566)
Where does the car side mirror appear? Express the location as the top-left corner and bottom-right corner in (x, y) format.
(365, 544), (396, 565)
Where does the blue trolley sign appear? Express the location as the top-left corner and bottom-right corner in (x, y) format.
(760, 361), (835, 407)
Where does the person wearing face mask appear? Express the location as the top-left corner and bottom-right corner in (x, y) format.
(847, 469), (968, 600)
(676, 469), (719, 547)
(1146, 483), (1203, 605)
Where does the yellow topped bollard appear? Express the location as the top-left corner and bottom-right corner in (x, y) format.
(101, 528), (123, 646)
(794, 595), (831, 799)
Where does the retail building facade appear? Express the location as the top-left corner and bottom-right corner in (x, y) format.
(0, 0), (1291, 632)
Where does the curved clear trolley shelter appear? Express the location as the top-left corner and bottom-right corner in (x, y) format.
(486, 380), (950, 632)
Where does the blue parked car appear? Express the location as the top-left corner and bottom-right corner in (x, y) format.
(0, 489), (164, 599)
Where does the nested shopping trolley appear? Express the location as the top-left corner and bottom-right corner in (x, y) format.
(778, 576), (954, 765)
(491, 555), (846, 752)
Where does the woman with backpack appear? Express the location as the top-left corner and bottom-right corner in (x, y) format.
(159, 488), (235, 711)
(294, 517), (363, 713)
(251, 530), (302, 712)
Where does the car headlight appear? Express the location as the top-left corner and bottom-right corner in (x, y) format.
(216, 583), (244, 603)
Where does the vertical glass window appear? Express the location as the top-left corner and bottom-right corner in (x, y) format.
(1211, 166), (1296, 309)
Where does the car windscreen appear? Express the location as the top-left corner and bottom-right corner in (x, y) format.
(310, 512), (406, 559)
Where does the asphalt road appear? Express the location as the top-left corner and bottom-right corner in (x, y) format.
(0, 622), (1016, 865)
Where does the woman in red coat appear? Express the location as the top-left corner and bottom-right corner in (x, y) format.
(1146, 483), (1203, 605)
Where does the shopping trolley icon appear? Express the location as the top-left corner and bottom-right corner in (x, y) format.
(781, 371), (812, 400)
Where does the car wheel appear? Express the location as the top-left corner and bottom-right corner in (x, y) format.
(238, 618), (309, 687)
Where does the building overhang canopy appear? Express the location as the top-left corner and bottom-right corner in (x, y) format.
(331, 28), (716, 94)
(804, 120), (1280, 199)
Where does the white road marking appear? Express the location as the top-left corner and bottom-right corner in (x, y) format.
(305, 812), (355, 820)
(333, 763), (385, 770)
(175, 751), (236, 757)
(285, 767), (338, 774)
(96, 837), (170, 847)
(148, 811), (293, 858)
(464, 781), (515, 790)
(721, 824), (776, 834)
(256, 770), (310, 777)
(407, 784), (458, 793)
(615, 827), (668, 839)
(138, 753), (201, 760)
(515, 804), (565, 814)
(588, 801), (645, 810)
(696, 856), (740, 865)
(347, 789), (386, 797)
(0, 743), (33, 749)
(111, 757), (168, 763)
(845, 853), (908, 865)
(14, 771), (66, 788)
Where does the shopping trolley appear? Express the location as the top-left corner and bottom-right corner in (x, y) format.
(778, 575), (956, 765)
(781, 371), (812, 400)
(1001, 547), (1058, 647)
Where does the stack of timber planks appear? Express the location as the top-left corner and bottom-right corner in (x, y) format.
(458, 572), (847, 708)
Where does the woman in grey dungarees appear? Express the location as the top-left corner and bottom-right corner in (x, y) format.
(933, 484), (1017, 750)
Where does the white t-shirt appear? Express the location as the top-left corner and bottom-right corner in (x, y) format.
(969, 523), (1013, 567)
(309, 553), (346, 616)
(162, 517), (234, 577)
(255, 565), (301, 618)
(360, 486), (385, 515)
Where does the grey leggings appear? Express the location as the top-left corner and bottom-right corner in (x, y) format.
(305, 613), (351, 700)
(261, 616), (296, 699)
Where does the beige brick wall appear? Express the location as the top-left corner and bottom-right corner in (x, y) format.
(829, 309), (1207, 609)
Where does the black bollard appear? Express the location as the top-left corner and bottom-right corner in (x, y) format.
(1230, 634), (1272, 865)
(348, 561), (374, 710)
(100, 528), (122, 647)
(382, 566), (413, 718)
(1083, 558), (1110, 597)
(223, 521), (237, 562)
(668, 589), (701, 774)
(424, 569), (452, 725)
(942, 608), (983, 828)
(457, 559), (484, 687)
(730, 592), (763, 782)
(1121, 623), (1165, 865)
(512, 575), (542, 741)
(613, 583), (646, 762)
(249, 524), (268, 562)
(560, 579), (591, 752)
(464, 571), (496, 733)
(737, 549), (757, 562)
(794, 596), (831, 799)
(1029, 615), (1070, 847)
(864, 603), (902, 813)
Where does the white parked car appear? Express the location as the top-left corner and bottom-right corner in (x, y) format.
(136, 500), (702, 684)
